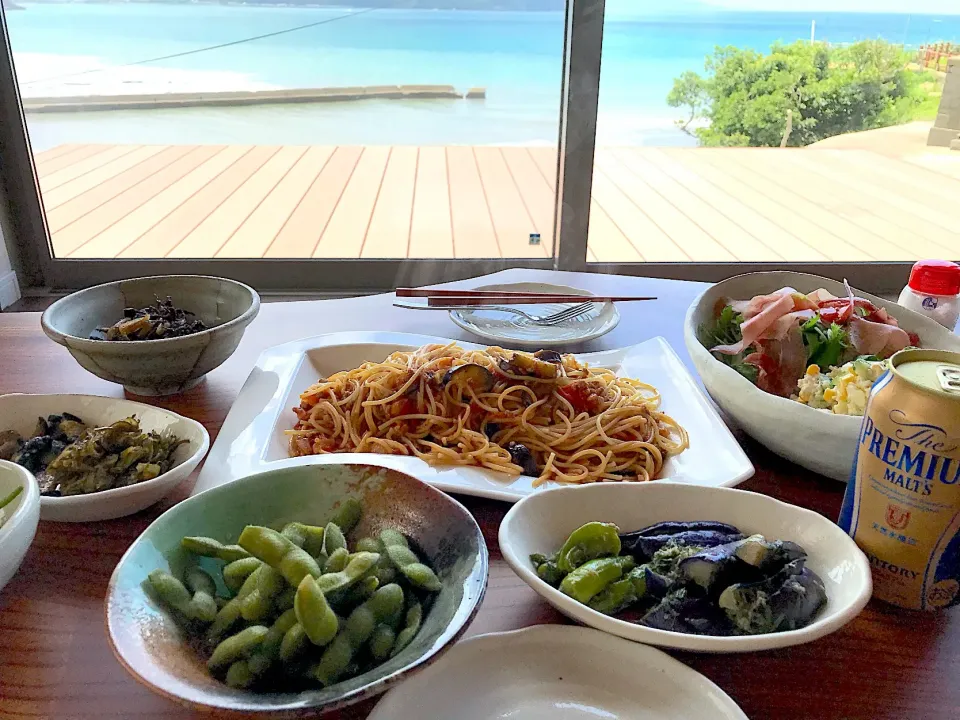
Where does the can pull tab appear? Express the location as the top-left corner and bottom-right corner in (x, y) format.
(938, 365), (960, 394)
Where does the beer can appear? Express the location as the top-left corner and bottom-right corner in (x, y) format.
(838, 349), (960, 611)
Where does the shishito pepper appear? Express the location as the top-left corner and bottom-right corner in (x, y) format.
(559, 555), (635, 604)
(555, 522), (622, 572)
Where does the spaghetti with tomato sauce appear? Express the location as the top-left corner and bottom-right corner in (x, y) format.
(289, 343), (689, 486)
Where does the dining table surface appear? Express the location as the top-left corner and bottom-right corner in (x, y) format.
(1, 267), (958, 720)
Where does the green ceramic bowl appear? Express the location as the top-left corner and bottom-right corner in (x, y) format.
(106, 464), (488, 717)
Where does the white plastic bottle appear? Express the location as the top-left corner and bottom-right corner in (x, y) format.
(897, 260), (960, 331)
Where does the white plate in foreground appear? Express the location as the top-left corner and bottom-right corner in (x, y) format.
(500, 483), (872, 652)
(368, 625), (747, 720)
(193, 331), (753, 500)
(0, 394), (209, 522)
(448, 281), (621, 348)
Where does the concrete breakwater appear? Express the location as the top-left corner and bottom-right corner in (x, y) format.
(23, 85), (486, 113)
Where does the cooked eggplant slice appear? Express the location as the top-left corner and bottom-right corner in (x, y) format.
(718, 559), (826, 634)
(629, 521), (742, 538)
(506, 442), (539, 477)
(620, 530), (744, 561)
(442, 363), (495, 394)
(503, 351), (560, 379)
(641, 588), (735, 636)
(678, 538), (759, 593)
(533, 349), (563, 364)
(734, 535), (806, 572)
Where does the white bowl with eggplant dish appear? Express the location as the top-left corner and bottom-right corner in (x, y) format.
(41, 275), (259, 396)
(499, 482), (872, 653)
(0, 394), (209, 522)
(684, 271), (960, 481)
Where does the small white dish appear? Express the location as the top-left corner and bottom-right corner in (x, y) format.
(0, 394), (209, 522)
(192, 331), (753, 501)
(0, 459), (40, 592)
(368, 625), (747, 720)
(499, 482), (872, 653)
(448, 281), (621, 348)
(685, 271), (960, 481)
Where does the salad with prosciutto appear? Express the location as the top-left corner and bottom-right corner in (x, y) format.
(699, 285), (918, 405)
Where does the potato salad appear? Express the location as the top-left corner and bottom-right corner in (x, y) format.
(794, 358), (887, 416)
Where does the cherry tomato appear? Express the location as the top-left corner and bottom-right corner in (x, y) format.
(557, 383), (591, 414)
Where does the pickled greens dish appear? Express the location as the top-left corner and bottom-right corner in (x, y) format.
(531, 520), (826, 636)
(699, 285), (919, 416)
(145, 500), (442, 690)
(0, 414), (186, 496)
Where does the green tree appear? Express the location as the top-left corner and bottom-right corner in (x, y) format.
(669, 39), (933, 147)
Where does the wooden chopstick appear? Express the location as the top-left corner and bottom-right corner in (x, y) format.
(425, 295), (656, 307)
(397, 288), (656, 305)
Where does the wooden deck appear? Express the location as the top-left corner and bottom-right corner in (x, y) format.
(34, 144), (960, 262)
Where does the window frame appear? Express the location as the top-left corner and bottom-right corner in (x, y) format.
(0, 3), (924, 297)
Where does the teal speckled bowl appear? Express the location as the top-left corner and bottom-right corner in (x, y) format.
(106, 464), (488, 717)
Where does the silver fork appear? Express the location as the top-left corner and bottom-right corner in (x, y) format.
(393, 300), (597, 326)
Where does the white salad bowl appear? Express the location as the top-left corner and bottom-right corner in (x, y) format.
(684, 271), (960, 481)
(0, 459), (40, 593)
(499, 482), (872, 653)
(0, 394), (209, 522)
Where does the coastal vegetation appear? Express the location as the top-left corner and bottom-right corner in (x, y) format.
(668, 39), (943, 147)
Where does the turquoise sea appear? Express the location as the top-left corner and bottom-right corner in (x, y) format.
(7, 3), (960, 150)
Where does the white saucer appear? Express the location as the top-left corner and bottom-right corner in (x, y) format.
(367, 625), (747, 720)
(448, 281), (620, 348)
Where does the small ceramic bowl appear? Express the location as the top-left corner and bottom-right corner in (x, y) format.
(41, 275), (259, 396)
(0, 393), (209, 522)
(499, 482), (872, 653)
(684, 271), (960, 481)
(0, 459), (40, 592)
(107, 463), (488, 717)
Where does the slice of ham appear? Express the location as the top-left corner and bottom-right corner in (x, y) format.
(745, 325), (808, 398)
(847, 316), (911, 358)
(807, 288), (837, 304)
(713, 290), (814, 355)
(729, 288), (796, 318)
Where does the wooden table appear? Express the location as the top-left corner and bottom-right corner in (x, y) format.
(1, 268), (958, 720)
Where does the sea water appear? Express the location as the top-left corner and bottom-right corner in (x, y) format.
(6, 3), (960, 149)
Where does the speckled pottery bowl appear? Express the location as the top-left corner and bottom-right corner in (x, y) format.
(106, 464), (488, 717)
(41, 275), (259, 396)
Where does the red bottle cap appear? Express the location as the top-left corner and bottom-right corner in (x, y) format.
(908, 260), (960, 296)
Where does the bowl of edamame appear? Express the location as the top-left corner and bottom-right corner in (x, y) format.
(105, 463), (488, 716)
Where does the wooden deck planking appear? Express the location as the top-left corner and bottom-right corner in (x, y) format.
(361, 147), (417, 259)
(217, 146), (336, 258)
(265, 146), (362, 258)
(72, 146), (249, 259)
(33, 143), (960, 263)
(313, 147), (390, 258)
(717, 149), (947, 261)
(408, 147), (454, 258)
(446, 147), (499, 258)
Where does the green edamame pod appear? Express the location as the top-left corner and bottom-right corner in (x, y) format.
(379, 529), (409, 549)
(184, 567), (218, 623)
(215, 596), (229, 610)
(222, 557), (262, 593)
(384, 544), (442, 592)
(330, 498), (362, 534)
(324, 547), (349, 573)
(322, 522), (347, 556)
(390, 601), (422, 658)
(274, 585), (296, 613)
(238, 525), (322, 587)
(328, 575), (379, 613)
(558, 555), (634, 604)
(244, 564), (285, 619)
(315, 552), (379, 595)
(181, 536), (251, 563)
(375, 565), (398, 585)
(311, 584), (403, 686)
(555, 522), (621, 573)
(147, 570), (194, 617)
(226, 660), (255, 688)
(247, 608), (298, 676)
(208, 625), (269, 671)
(281, 522), (326, 557)
(369, 624), (395, 661)
(295, 575), (338, 646)
(207, 568), (260, 640)
(355, 537), (380, 554)
(279, 623), (309, 663)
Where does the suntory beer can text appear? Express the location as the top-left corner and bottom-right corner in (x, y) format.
(838, 349), (960, 611)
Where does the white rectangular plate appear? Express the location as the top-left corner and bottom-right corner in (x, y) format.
(194, 332), (754, 501)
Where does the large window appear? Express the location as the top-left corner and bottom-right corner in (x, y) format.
(1, 1), (958, 293)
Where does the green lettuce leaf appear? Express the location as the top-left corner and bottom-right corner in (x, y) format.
(801, 316), (849, 369)
(698, 305), (758, 384)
